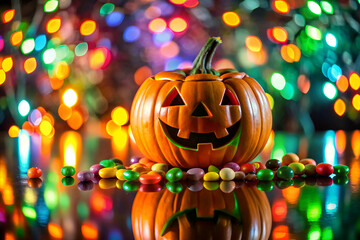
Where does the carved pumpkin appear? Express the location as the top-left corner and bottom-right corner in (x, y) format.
(131, 185), (271, 240)
(130, 37), (272, 168)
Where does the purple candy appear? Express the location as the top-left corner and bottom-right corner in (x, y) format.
(223, 162), (240, 172)
(186, 168), (205, 181)
(77, 171), (94, 182)
(90, 164), (105, 175)
(77, 181), (94, 191)
(130, 156), (141, 164)
(186, 181), (204, 192)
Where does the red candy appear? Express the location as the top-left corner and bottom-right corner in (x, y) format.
(240, 164), (256, 174)
(316, 163), (334, 176)
(139, 184), (162, 192)
(251, 162), (266, 172)
(27, 167), (42, 178)
(139, 173), (161, 184)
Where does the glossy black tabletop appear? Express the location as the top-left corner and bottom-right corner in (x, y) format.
(0, 129), (359, 240)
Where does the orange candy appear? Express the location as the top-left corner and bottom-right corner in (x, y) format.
(281, 153), (299, 166)
(300, 158), (316, 166)
(27, 167), (42, 178)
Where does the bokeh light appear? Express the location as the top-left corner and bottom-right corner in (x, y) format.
(43, 48), (56, 64)
(2, 57), (13, 72)
(353, 94), (360, 111)
(21, 39), (35, 55)
(46, 17), (61, 33)
(75, 42), (88, 56)
(305, 25), (322, 40)
(100, 3), (115, 16)
(80, 20), (97, 36)
(44, 0), (59, 13)
(148, 18), (167, 33)
(67, 110), (84, 130)
(89, 47), (111, 70)
(0, 70), (6, 85)
(334, 99), (346, 116)
(245, 36), (262, 52)
(24, 58), (37, 74)
(106, 11), (124, 27)
(349, 73), (360, 90)
(39, 120), (53, 136)
(169, 17), (188, 32)
(325, 33), (337, 48)
(123, 26), (141, 42)
(321, 1), (333, 14)
(273, 0), (290, 14)
(58, 104), (72, 120)
(2, 9), (15, 23)
(111, 107), (129, 126)
(8, 125), (20, 138)
(18, 100), (31, 117)
(62, 89), (78, 107)
(336, 75), (349, 92)
(307, 1), (322, 15)
(10, 31), (23, 46)
(169, 0), (187, 4)
(323, 82), (337, 100)
(35, 35), (47, 51)
(222, 12), (241, 27)
(271, 73), (286, 90)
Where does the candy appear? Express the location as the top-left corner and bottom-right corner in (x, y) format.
(27, 167), (42, 178)
(186, 181), (203, 192)
(203, 181), (219, 191)
(256, 169), (274, 181)
(123, 170), (140, 181)
(333, 165), (349, 175)
(223, 162), (240, 172)
(99, 179), (117, 189)
(139, 184), (162, 192)
(293, 178), (306, 188)
(219, 168), (235, 181)
(166, 168), (183, 182)
(186, 168), (205, 181)
(251, 162), (266, 172)
(234, 171), (246, 180)
(133, 166), (150, 174)
(333, 175), (349, 185)
(116, 169), (127, 180)
(114, 165), (126, 170)
(276, 166), (294, 180)
(61, 166), (76, 177)
(77, 171), (94, 181)
(110, 158), (123, 165)
(99, 160), (116, 168)
(316, 177), (333, 186)
(304, 164), (317, 176)
(257, 181), (274, 192)
(90, 164), (105, 174)
(61, 177), (75, 186)
(244, 173), (257, 181)
(130, 156), (141, 164)
(148, 170), (166, 178)
(99, 167), (117, 178)
(240, 164), (256, 174)
(300, 158), (316, 166)
(265, 159), (281, 170)
(166, 182), (183, 193)
(116, 180), (124, 189)
(282, 153), (299, 166)
(139, 173), (161, 184)
(129, 163), (145, 169)
(92, 175), (102, 184)
(123, 181), (140, 191)
(220, 181), (235, 193)
(288, 162), (305, 175)
(77, 181), (94, 191)
(316, 163), (334, 176)
(275, 179), (294, 189)
(151, 163), (169, 172)
(28, 178), (43, 188)
(203, 172), (220, 181)
(208, 165), (219, 173)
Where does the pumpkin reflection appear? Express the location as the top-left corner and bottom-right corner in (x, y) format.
(132, 184), (271, 240)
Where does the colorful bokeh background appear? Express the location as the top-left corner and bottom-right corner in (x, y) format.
(1, 0), (360, 142)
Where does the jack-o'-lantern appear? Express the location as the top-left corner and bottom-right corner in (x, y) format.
(130, 37), (272, 168)
(131, 185), (271, 240)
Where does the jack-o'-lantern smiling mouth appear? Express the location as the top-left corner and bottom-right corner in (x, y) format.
(159, 119), (241, 150)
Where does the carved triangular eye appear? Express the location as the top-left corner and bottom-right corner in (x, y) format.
(221, 89), (239, 105)
(162, 87), (186, 107)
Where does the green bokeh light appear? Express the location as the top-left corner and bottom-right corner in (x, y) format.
(21, 38), (35, 55)
(43, 48), (56, 64)
(321, 1), (333, 14)
(307, 1), (322, 16)
(305, 25), (322, 40)
(44, 0), (59, 13)
(100, 3), (115, 16)
(323, 82), (337, 100)
(280, 83), (295, 100)
(75, 42), (88, 56)
(325, 33), (337, 47)
(22, 206), (37, 219)
(271, 73), (286, 90)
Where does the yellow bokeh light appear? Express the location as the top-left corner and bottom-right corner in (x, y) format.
(106, 120), (120, 136)
(55, 61), (70, 80)
(46, 17), (61, 34)
(48, 223), (63, 239)
(2, 57), (13, 72)
(265, 93), (274, 110)
(273, 0), (290, 13)
(2, 9), (15, 23)
(272, 27), (288, 43)
(10, 31), (23, 46)
(352, 94), (360, 111)
(169, 17), (188, 32)
(169, 0), (187, 4)
(111, 107), (129, 126)
(0, 69), (6, 85)
(148, 18), (166, 33)
(24, 57), (37, 74)
(334, 99), (346, 116)
(349, 73), (360, 90)
(39, 120), (53, 136)
(62, 89), (78, 107)
(8, 125), (20, 138)
(222, 11), (241, 27)
(245, 36), (262, 52)
(80, 20), (97, 36)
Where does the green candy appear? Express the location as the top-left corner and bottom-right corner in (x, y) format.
(61, 166), (76, 177)
(256, 169), (274, 181)
(276, 166), (294, 180)
(208, 165), (219, 173)
(257, 181), (274, 192)
(275, 179), (294, 189)
(110, 158), (123, 165)
(115, 164), (126, 170)
(203, 181), (219, 191)
(61, 177), (75, 186)
(123, 170), (140, 181)
(166, 168), (183, 182)
(166, 182), (183, 193)
(122, 181), (140, 191)
(333, 175), (349, 185)
(333, 165), (349, 175)
(293, 177), (306, 188)
(100, 160), (116, 168)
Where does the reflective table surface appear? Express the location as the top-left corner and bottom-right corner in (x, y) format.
(0, 129), (359, 240)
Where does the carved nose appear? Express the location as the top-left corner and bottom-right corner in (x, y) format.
(191, 102), (211, 117)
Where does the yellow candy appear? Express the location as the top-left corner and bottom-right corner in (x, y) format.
(99, 167), (117, 178)
(148, 170), (165, 178)
(203, 181), (219, 190)
(116, 180), (124, 189)
(133, 166), (150, 174)
(203, 172), (220, 181)
(99, 179), (117, 189)
(129, 163), (145, 169)
(151, 163), (168, 172)
(116, 169), (127, 180)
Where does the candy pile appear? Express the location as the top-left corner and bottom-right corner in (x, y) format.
(27, 153), (350, 193)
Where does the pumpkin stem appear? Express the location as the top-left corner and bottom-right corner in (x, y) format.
(190, 37), (222, 75)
